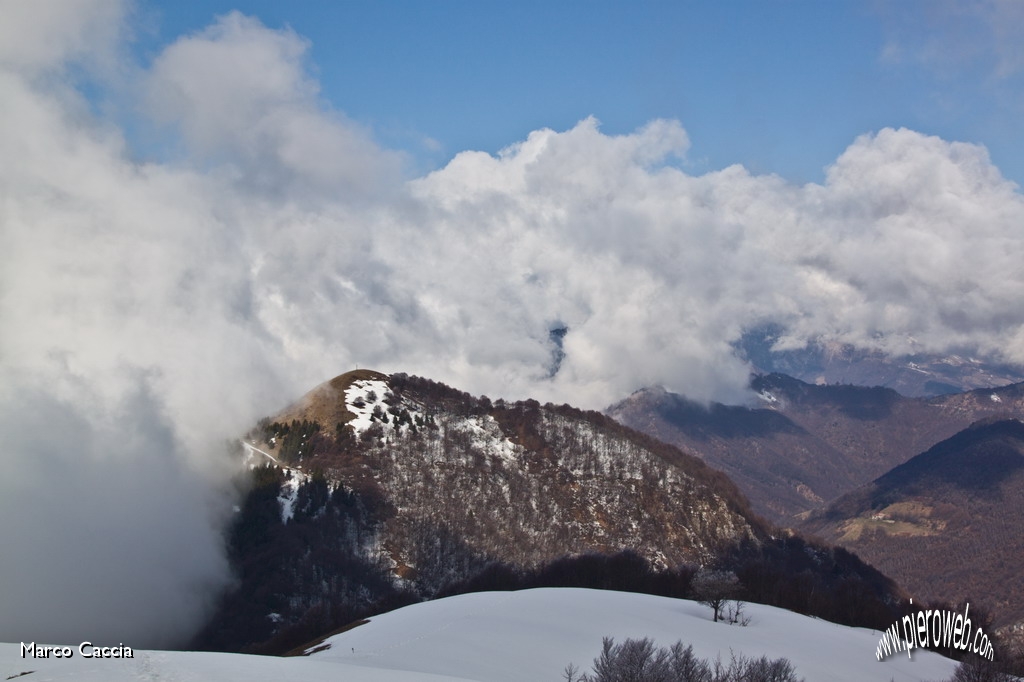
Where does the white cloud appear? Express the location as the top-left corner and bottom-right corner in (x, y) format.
(796, 128), (1024, 356)
(0, 0), (126, 73)
(147, 11), (404, 199)
(3, 4), (1024, 647)
(399, 123), (1024, 403)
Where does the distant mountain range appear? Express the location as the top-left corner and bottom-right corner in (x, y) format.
(735, 326), (1024, 397)
(608, 374), (1024, 521)
(609, 370), (1024, 640)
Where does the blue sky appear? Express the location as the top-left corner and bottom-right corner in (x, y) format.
(140, 0), (1024, 185)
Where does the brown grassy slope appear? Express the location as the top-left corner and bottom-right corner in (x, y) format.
(271, 369), (388, 431)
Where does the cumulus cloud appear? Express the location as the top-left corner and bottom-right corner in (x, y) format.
(0, 7), (324, 648)
(0, 384), (232, 647)
(146, 11), (403, 199)
(397, 123), (1024, 404)
(3, 4), (1024, 648)
(0, 0), (126, 73)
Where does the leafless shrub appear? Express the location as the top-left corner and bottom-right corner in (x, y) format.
(566, 637), (801, 682)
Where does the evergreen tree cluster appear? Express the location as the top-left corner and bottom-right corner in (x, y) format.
(259, 419), (322, 465)
(192, 465), (406, 655)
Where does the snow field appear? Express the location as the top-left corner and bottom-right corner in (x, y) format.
(3, 588), (960, 681)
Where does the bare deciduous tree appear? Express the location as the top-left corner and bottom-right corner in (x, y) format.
(692, 569), (742, 623)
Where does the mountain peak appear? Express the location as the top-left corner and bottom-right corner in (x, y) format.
(272, 369), (389, 432)
(200, 371), (910, 654)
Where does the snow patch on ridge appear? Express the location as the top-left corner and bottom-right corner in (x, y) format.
(448, 414), (520, 463)
(345, 379), (391, 435)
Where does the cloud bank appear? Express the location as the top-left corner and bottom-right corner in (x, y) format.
(2, 4), (1024, 646)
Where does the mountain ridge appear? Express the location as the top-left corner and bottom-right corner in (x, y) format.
(608, 374), (1024, 521)
(196, 369), (907, 654)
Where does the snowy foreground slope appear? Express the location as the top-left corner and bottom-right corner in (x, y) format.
(312, 588), (958, 681)
(2, 588), (957, 681)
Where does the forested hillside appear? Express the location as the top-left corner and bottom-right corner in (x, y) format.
(194, 370), (907, 653)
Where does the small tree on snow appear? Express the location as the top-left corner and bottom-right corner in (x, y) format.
(692, 569), (742, 623)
